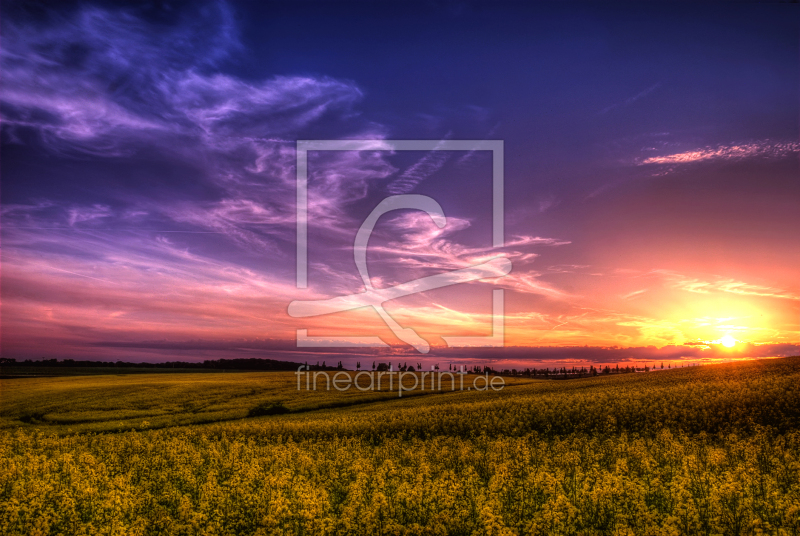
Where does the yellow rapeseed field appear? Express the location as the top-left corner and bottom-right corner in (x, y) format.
(1, 357), (799, 535)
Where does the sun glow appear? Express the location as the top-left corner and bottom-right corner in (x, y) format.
(720, 334), (737, 348)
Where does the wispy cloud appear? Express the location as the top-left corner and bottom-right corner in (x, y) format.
(455, 123), (500, 167)
(386, 136), (452, 194)
(363, 212), (572, 298)
(590, 138), (800, 197)
(654, 270), (799, 301)
(638, 140), (799, 166)
(67, 205), (113, 226)
(0, 2), (398, 249)
(598, 82), (662, 115)
(621, 289), (648, 300)
(0, 2), (404, 359)
(1, 221), (314, 356)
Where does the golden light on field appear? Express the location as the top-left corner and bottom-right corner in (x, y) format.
(720, 334), (737, 348)
(3, 358), (800, 535)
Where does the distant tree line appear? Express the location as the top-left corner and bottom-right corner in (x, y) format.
(0, 357), (688, 375)
(0, 357), (317, 371)
(497, 362), (675, 378)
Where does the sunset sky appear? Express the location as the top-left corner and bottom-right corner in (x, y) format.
(2, 1), (798, 368)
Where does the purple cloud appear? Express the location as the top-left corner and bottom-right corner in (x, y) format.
(387, 136), (452, 194)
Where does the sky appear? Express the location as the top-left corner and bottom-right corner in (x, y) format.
(1, 0), (798, 369)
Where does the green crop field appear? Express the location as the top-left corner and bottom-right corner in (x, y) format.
(1, 358), (799, 535)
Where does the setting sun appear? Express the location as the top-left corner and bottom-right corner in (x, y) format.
(720, 334), (737, 348)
